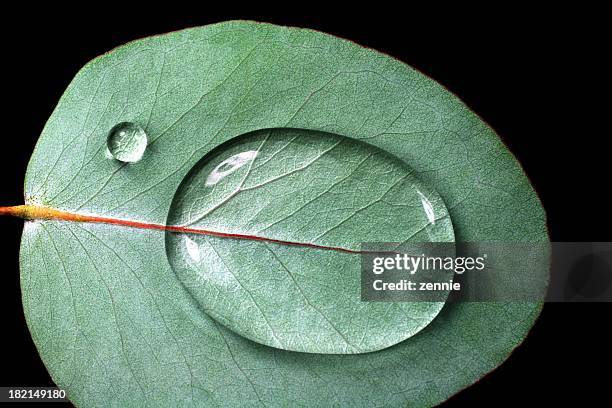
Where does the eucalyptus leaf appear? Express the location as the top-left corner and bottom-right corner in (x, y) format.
(20, 21), (547, 407)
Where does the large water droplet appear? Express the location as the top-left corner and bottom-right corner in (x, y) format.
(165, 128), (455, 354)
(106, 122), (147, 163)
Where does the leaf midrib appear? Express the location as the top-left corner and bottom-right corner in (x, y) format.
(1, 204), (364, 254)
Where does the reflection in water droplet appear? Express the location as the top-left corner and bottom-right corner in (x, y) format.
(205, 150), (258, 186)
(184, 236), (201, 263)
(417, 190), (436, 224)
(164, 128), (455, 354)
(106, 122), (148, 163)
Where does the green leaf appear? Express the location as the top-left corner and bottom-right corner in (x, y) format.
(20, 21), (547, 407)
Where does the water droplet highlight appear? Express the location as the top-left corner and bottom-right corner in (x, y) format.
(417, 190), (436, 224)
(106, 122), (148, 163)
(205, 150), (258, 186)
(184, 235), (201, 263)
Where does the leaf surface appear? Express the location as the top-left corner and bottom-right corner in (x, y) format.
(21, 21), (547, 407)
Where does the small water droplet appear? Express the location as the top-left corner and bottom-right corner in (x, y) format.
(106, 122), (148, 163)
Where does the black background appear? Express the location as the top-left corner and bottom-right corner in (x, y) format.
(0, 9), (609, 406)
